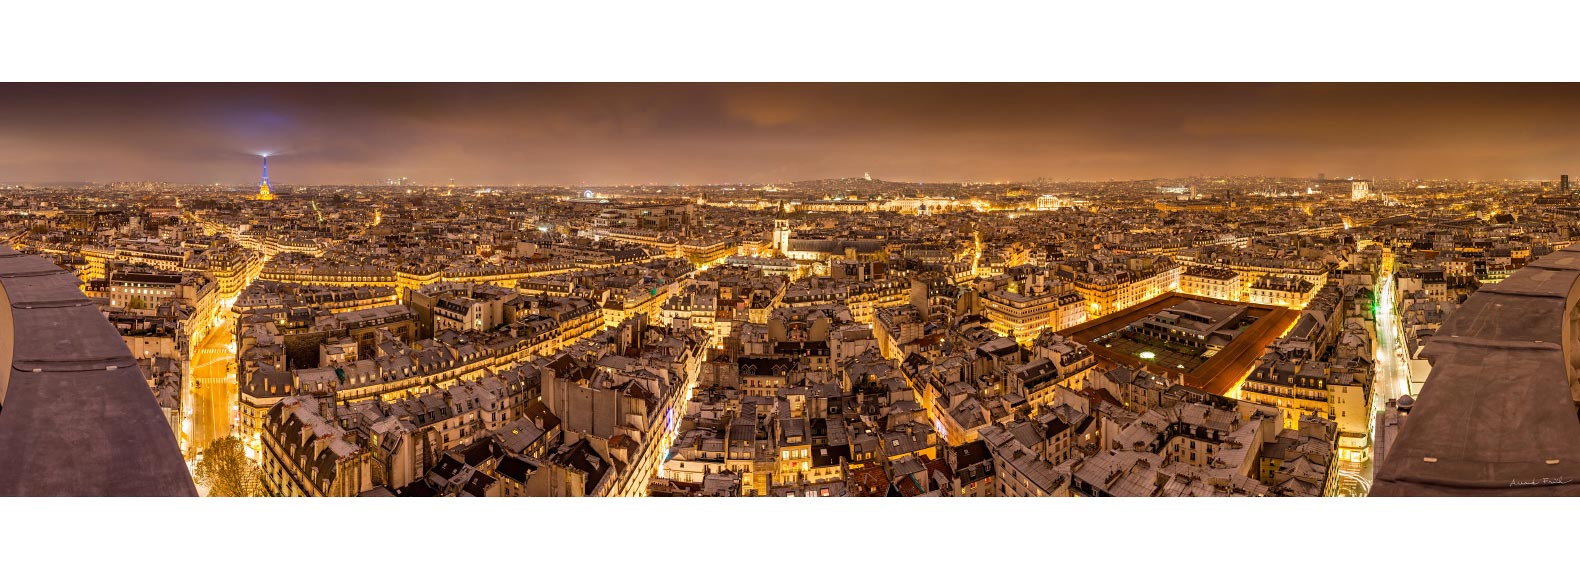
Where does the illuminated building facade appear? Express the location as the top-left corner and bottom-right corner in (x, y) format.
(1059, 257), (1181, 318)
(983, 285), (1086, 343)
(1247, 275), (1320, 308)
(1178, 266), (1241, 302)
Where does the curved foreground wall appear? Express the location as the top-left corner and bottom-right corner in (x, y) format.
(1371, 243), (1580, 496)
(0, 246), (196, 496)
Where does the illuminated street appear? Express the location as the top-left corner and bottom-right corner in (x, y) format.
(1333, 261), (1410, 496)
(1372, 263), (1411, 406)
(188, 317), (238, 457)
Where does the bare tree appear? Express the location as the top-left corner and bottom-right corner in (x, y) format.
(194, 436), (265, 497)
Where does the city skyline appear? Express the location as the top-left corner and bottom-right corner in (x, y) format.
(3, 164), (1561, 499)
(5, 84), (1578, 502)
(9, 2), (1573, 577)
(5, 83), (1580, 185)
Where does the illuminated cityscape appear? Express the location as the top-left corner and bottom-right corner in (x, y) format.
(10, 0), (1580, 574)
(1, 83), (1577, 498)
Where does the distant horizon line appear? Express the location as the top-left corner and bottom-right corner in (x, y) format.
(1, 174), (1570, 189)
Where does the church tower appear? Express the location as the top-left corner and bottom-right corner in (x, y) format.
(773, 219), (791, 255)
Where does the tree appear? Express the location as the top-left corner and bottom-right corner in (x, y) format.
(194, 436), (265, 497)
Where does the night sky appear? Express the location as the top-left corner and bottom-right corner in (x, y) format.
(1, 83), (1576, 185)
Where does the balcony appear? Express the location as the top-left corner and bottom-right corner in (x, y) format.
(1371, 243), (1580, 496)
(0, 247), (196, 496)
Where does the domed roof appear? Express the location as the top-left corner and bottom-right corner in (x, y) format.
(1397, 394), (1415, 409)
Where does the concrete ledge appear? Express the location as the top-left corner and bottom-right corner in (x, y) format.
(1372, 243), (1580, 496)
(0, 249), (196, 496)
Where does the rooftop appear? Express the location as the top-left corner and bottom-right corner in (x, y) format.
(1062, 292), (1297, 396)
(1372, 242), (1580, 496)
(0, 246), (196, 496)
